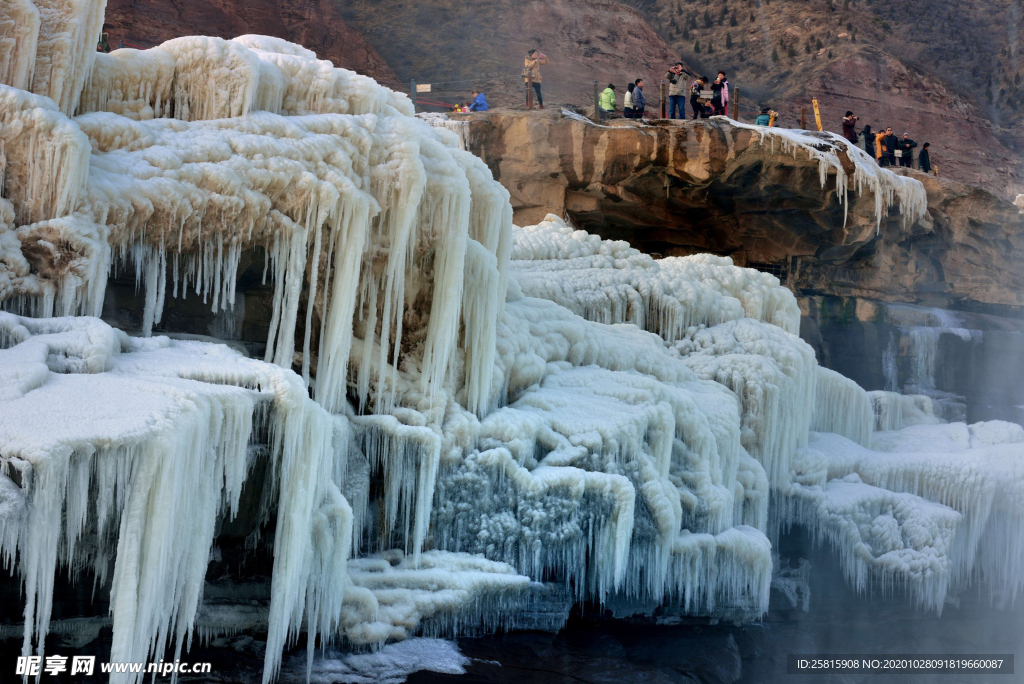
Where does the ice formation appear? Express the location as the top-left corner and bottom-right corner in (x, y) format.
(511, 214), (800, 336)
(0, 7), (1020, 683)
(730, 121), (929, 231)
(806, 425), (1024, 608)
(293, 638), (469, 684)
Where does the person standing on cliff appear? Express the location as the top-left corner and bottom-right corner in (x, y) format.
(860, 125), (875, 157)
(711, 72), (729, 116)
(841, 111), (859, 145)
(599, 84), (617, 119)
(690, 76), (708, 119)
(665, 63), (688, 119)
(755, 107), (771, 126)
(624, 82), (636, 118)
(898, 132), (917, 168)
(523, 49), (547, 109)
(632, 78), (647, 118)
(918, 142), (932, 174)
(880, 127), (899, 166)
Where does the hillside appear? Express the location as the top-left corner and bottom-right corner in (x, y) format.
(333, 0), (679, 108)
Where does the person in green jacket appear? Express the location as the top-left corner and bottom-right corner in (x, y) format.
(755, 107), (771, 126)
(599, 84), (616, 120)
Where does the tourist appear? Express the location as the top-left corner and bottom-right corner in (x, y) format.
(918, 142), (932, 174)
(898, 132), (917, 168)
(624, 82), (636, 118)
(841, 111), (859, 144)
(879, 127), (899, 166)
(599, 84), (617, 119)
(665, 63), (687, 119)
(755, 107), (771, 126)
(860, 124), (875, 158)
(523, 49), (547, 109)
(690, 76), (708, 119)
(874, 128), (885, 164)
(468, 90), (489, 112)
(711, 71), (729, 116)
(633, 78), (647, 118)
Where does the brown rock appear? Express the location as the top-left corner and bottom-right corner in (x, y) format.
(461, 109), (1024, 313)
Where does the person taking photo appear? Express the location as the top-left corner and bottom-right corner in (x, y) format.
(523, 49), (547, 109)
(665, 62), (688, 119)
(842, 111), (859, 144)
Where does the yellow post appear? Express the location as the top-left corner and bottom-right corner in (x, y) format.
(812, 98), (823, 132)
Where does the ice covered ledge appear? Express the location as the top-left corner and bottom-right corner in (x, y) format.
(451, 109), (1024, 312)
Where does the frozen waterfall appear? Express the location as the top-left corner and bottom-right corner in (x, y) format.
(0, 4), (1022, 682)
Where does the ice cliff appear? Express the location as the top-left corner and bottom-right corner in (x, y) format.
(0, 2), (1022, 682)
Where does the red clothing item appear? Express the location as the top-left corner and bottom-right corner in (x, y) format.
(842, 117), (859, 144)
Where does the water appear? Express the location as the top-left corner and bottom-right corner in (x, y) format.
(883, 304), (982, 423)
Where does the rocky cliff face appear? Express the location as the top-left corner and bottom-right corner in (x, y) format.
(456, 109), (1024, 313)
(103, 0), (397, 83)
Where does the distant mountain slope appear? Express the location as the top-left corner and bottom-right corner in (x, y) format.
(333, 0), (680, 111)
(103, 0), (397, 83)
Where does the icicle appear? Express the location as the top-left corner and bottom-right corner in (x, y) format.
(0, 86), (90, 225)
(159, 37), (260, 121)
(27, 0), (108, 116)
(0, 0), (40, 91)
(729, 121), (928, 232)
(77, 48), (176, 118)
(417, 134), (471, 406)
(461, 240), (500, 416)
(811, 366), (874, 447)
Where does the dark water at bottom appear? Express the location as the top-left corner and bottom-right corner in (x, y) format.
(411, 528), (1024, 684)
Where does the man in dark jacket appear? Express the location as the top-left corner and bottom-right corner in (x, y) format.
(633, 78), (647, 118)
(918, 142), (932, 174)
(841, 111), (859, 144)
(880, 127), (899, 166)
(898, 133), (917, 168)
